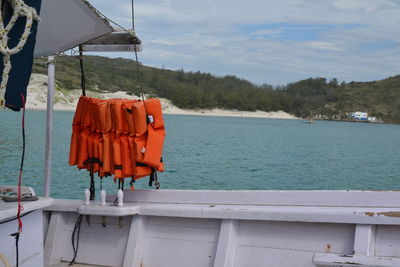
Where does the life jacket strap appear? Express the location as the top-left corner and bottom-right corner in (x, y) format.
(136, 162), (149, 167)
(114, 165), (122, 170)
(148, 168), (160, 189)
(118, 179), (124, 190)
(83, 157), (102, 200)
(148, 172), (154, 187)
(83, 157), (102, 166)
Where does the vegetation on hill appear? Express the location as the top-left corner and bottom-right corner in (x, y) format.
(33, 55), (400, 123)
(284, 76), (400, 123)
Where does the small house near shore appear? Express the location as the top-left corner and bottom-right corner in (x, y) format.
(351, 111), (368, 121)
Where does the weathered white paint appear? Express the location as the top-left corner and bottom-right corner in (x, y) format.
(60, 214), (130, 266)
(0, 211), (45, 267)
(214, 220), (238, 267)
(48, 199), (400, 225)
(108, 190), (400, 207)
(313, 253), (400, 266)
(78, 201), (140, 217)
(0, 197), (53, 222)
(42, 190), (400, 267)
(123, 215), (147, 267)
(0, 197), (52, 267)
(375, 225), (400, 258)
(354, 225), (376, 256)
(44, 211), (68, 266)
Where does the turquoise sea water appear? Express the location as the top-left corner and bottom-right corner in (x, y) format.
(0, 110), (400, 199)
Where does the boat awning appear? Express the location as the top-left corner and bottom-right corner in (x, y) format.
(33, 0), (113, 57)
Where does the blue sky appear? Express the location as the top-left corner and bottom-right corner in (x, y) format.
(88, 0), (400, 85)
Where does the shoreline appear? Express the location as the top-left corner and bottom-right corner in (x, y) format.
(23, 106), (299, 120)
(22, 73), (299, 120)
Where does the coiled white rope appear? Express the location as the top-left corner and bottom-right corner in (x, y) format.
(0, 0), (40, 107)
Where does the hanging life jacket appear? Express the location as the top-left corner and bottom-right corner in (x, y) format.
(69, 96), (166, 185)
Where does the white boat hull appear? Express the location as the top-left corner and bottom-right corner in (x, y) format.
(0, 198), (54, 267)
(42, 190), (400, 267)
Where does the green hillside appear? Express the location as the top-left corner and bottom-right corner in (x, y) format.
(284, 76), (400, 123)
(32, 55), (400, 123)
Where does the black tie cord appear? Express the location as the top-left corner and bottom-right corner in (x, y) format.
(69, 215), (83, 266)
(10, 232), (20, 267)
(79, 45), (86, 96)
(9, 94), (27, 267)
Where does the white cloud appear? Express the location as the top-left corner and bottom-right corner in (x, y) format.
(88, 0), (400, 85)
(307, 41), (343, 52)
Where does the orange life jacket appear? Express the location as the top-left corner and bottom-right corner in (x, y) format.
(69, 96), (166, 185)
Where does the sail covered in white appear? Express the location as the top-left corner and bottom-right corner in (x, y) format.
(34, 0), (113, 57)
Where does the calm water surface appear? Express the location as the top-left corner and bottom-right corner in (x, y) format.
(0, 110), (399, 199)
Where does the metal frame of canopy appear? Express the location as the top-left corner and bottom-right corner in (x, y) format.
(82, 31), (142, 52)
(37, 0), (142, 197)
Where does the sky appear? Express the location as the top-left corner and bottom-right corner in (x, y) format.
(88, 0), (400, 85)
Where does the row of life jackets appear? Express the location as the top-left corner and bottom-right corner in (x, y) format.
(69, 96), (166, 184)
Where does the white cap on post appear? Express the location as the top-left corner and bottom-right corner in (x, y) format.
(84, 189), (90, 205)
(117, 189), (124, 207)
(100, 190), (106, 207)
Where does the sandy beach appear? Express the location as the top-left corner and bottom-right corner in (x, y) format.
(25, 74), (298, 120)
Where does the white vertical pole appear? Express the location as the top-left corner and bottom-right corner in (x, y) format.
(44, 55), (55, 197)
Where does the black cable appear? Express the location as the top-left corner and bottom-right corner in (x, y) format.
(133, 49), (144, 101)
(19, 98), (26, 173)
(130, 0), (144, 101)
(111, 196), (118, 206)
(8, 94), (28, 267)
(79, 45), (86, 96)
(10, 232), (20, 267)
(0, 210), (34, 225)
(89, 163), (95, 201)
(69, 215), (83, 266)
(15, 234), (19, 267)
(154, 171), (160, 189)
(16, 94), (27, 232)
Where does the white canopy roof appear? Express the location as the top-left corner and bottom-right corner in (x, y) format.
(34, 0), (113, 57)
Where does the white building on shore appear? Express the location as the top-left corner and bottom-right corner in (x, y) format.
(351, 111), (368, 121)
